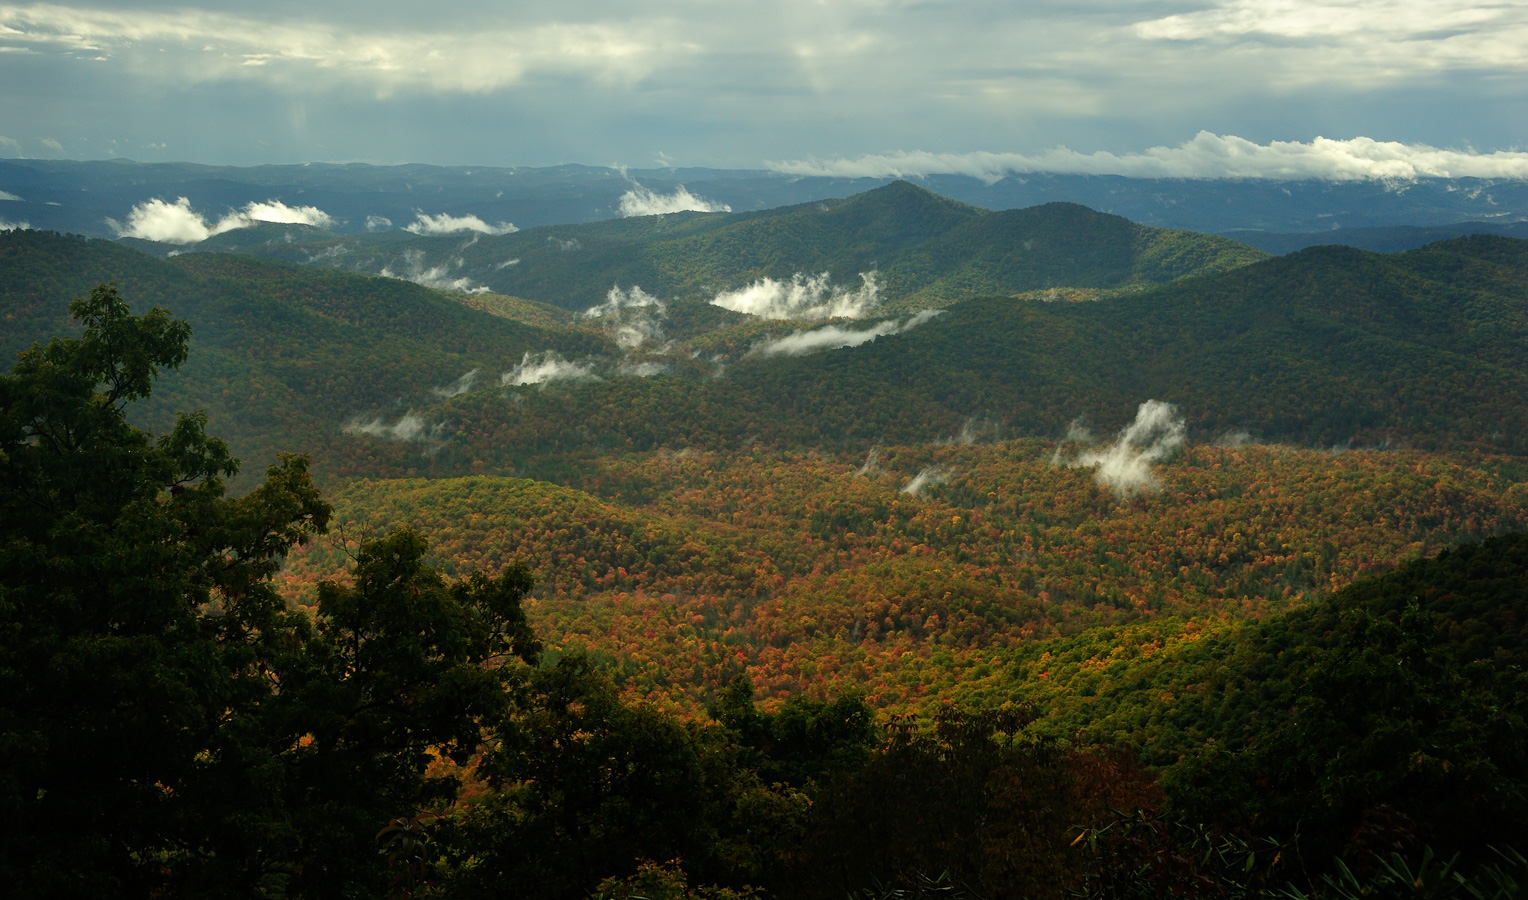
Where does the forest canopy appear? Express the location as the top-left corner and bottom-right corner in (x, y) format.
(4, 288), (1525, 899)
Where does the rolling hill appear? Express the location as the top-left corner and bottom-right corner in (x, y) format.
(4, 222), (1527, 485)
(0, 229), (606, 479)
(146, 181), (1268, 311)
(348, 233), (1528, 481)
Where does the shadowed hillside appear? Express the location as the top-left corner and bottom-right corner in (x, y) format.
(0, 229), (605, 477)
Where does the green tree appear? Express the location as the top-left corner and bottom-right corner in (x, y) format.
(0, 283), (330, 896)
(438, 655), (723, 900)
(270, 529), (541, 897)
(0, 284), (541, 898)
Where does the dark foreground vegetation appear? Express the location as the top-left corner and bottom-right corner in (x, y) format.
(4, 292), (1526, 899)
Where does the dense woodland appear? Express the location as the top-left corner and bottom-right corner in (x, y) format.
(4, 182), (1528, 897)
(280, 444), (1528, 712)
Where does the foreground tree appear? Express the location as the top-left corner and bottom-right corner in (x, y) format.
(0, 285), (539, 898)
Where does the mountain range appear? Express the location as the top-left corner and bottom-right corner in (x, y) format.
(7, 162), (1528, 897)
(4, 157), (1527, 241)
(3, 181), (1525, 487)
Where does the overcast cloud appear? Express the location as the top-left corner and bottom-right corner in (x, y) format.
(0, 1), (1524, 173)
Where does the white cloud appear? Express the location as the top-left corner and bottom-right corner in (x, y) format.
(1060, 399), (1186, 497)
(751, 309), (942, 357)
(584, 284), (665, 349)
(0, 189), (22, 201)
(618, 183), (731, 217)
(39, 136), (61, 153)
(405, 212), (518, 236)
(0, 219), (31, 231)
(769, 132), (1528, 184)
(0, 4), (674, 94)
(712, 271), (882, 320)
(107, 197), (209, 243)
(501, 350), (596, 387)
(380, 248), (489, 294)
(240, 199), (333, 228)
(107, 196), (334, 243)
(0, 136), (20, 157)
(1136, 0), (1515, 48)
(365, 214), (393, 231)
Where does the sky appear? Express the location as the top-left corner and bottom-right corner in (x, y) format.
(2, 0), (1527, 179)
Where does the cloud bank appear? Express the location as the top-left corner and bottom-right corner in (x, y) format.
(618, 184), (731, 217)
(584, 284), (666, 350)
(501, 350), (596, 387)
(769, 133), (1528, 184)
(0, 219), (31, 231)
(107, 196), (334, 243)
(0, 4), (667, 94)
(712, 271), (881, 320)
(751, 309), (942, 358)
(1060, 400), (1186, 497)
(405, 213), (518, 236)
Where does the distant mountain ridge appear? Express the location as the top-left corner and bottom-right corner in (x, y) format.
(1225, 220), (1528, 255)
(158, 182), (1267, 312)
(4, 157), (1527, 240)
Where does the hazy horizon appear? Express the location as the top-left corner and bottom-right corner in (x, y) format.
(1, 1), (1526, 181)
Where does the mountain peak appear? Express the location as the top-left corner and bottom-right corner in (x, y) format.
(848, 179), (980, 214)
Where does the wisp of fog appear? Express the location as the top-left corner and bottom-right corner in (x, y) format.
(502, 351), (596, 387)
(584, 285), (667, 350)
(751, 309), (942, 357)
(1059, 400), (1186, 497)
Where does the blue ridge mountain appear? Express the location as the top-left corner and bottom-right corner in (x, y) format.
(2, 189), (1525, 483)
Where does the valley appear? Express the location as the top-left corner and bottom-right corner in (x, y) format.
(278, 440), (1528, 715)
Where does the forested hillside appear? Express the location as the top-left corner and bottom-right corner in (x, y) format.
(278, 441), (1528, 711)
(344, 233), (1528, 477)
(0, 229), (607, 475)
(4, 226), (1527, 485)
(974, 529), (1528, 870)
(139, 181), (1267, 310)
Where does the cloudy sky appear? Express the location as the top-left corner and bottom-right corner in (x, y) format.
(2, 0), (1527, 177)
